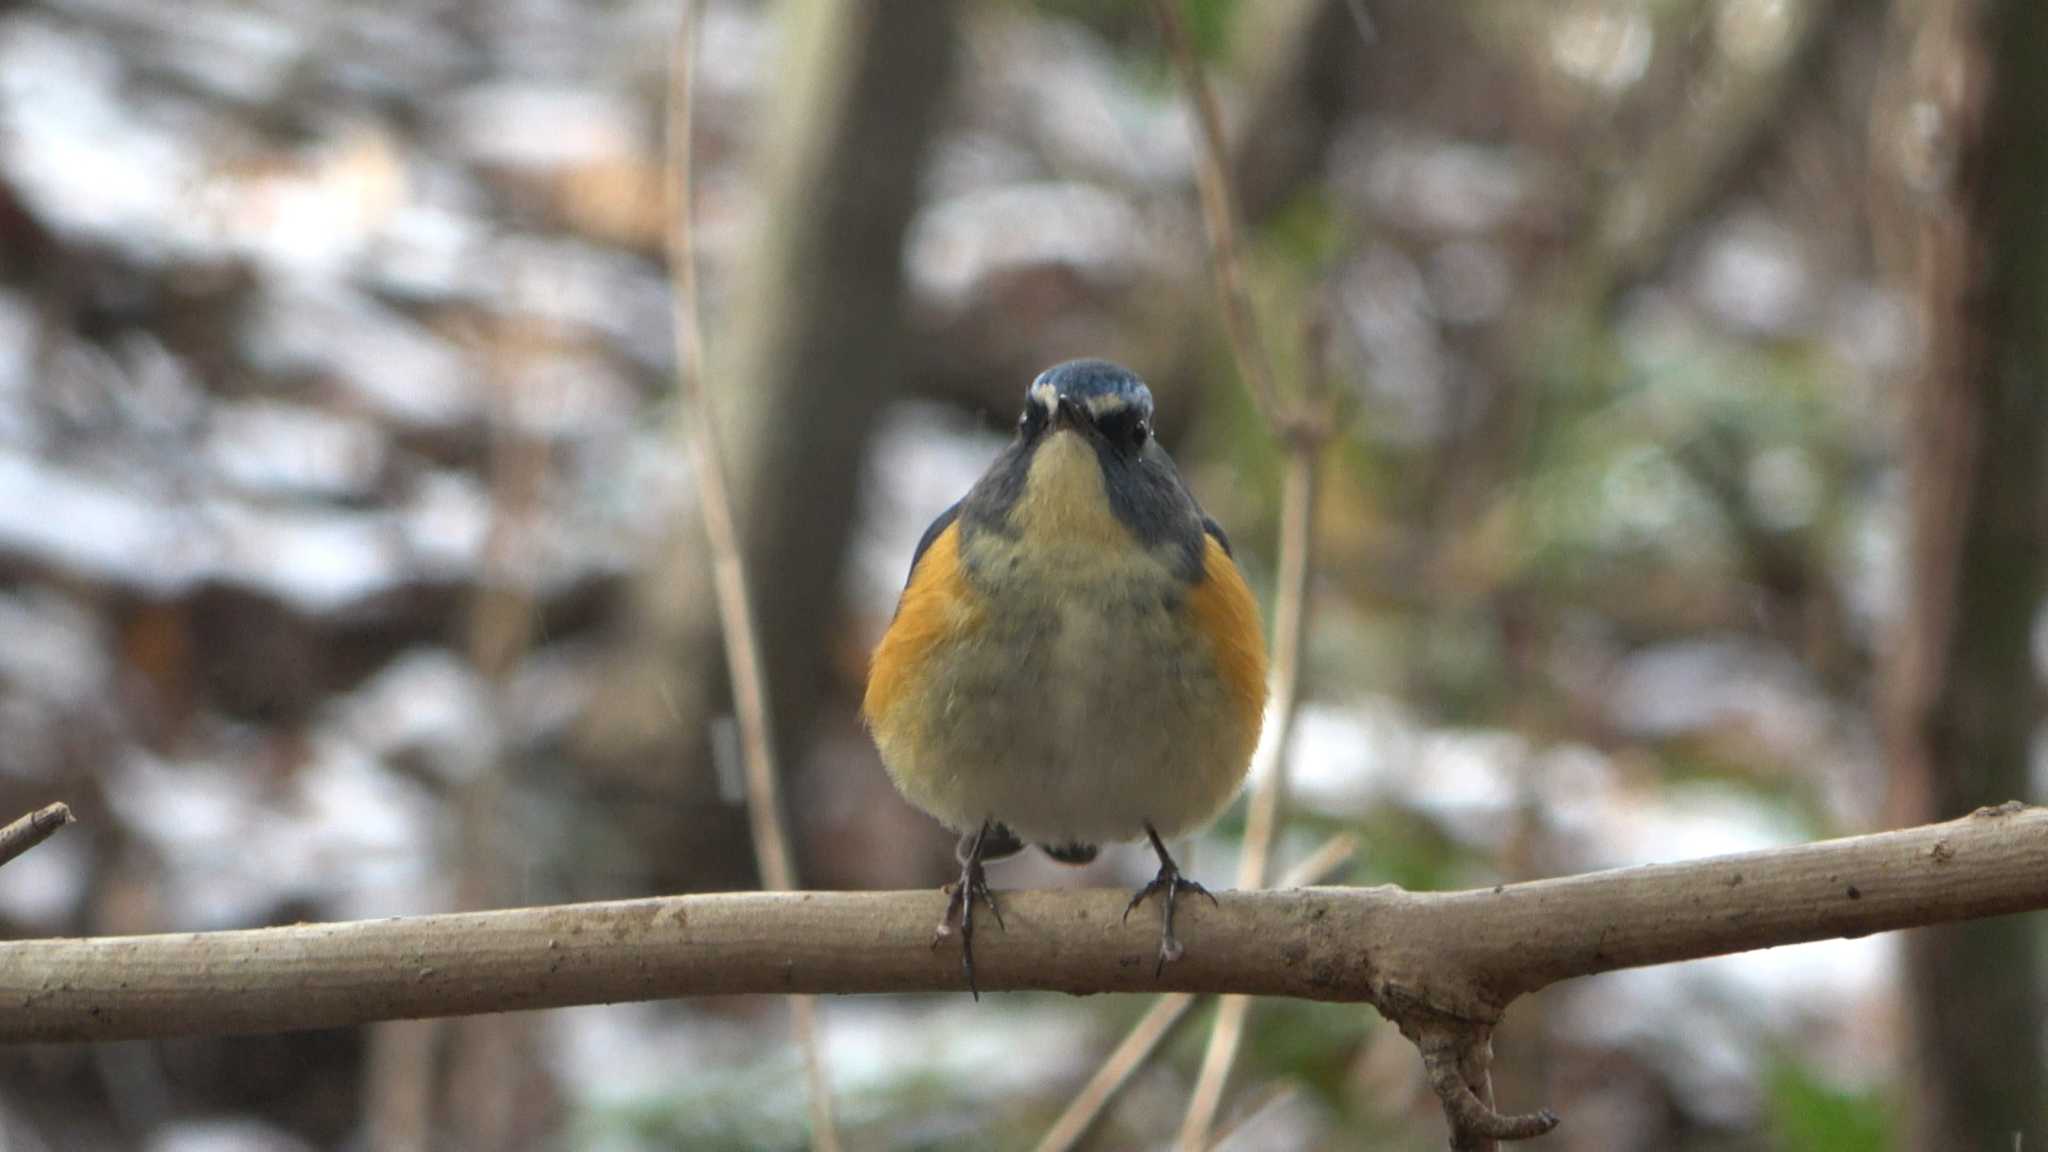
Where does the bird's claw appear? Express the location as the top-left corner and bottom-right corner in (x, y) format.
(1124, 859), (1212, 977)
(935, 824), (1005, 998)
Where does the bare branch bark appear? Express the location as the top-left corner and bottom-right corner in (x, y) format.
(0, 803), (72, 871)
(1, 807), (2040, 1056)
(1418, 1027), (1556, 1148)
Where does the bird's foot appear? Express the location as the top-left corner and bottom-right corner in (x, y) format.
(1122, 822), (1218, 976)
(931, 821), (1006, 998)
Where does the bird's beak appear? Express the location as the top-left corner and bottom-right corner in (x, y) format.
(1053, 396), (1089, 432)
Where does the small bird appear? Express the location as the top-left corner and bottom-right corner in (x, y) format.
(863, 359), (1268, 994)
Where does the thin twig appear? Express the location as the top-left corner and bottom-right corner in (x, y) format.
(3, 806), (2045, 1046)
(1151, 0), (1289, 435)
(1150, 2), (1337, 1146)
(0, 803), (72, 870)
(1205, 1084), (1302, 1149)
(1178, 443), (1318, 1150)
(1238, 446), (1321, 891)
(666, 4), (837, 1148)
(667, 0), (794, 895)
(1050, 1002), (1196, 1151)
(1031, 834), (1356, 1152)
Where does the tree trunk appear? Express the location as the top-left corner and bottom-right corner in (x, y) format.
(1885, 2), (2048, 1148)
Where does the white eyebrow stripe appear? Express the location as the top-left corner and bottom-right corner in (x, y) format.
(1029, 379), (1059, 412)
(1082, 393), (1132, 417)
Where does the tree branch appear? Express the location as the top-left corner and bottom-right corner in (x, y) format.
(1417, 1023), (1556, 1149)
(0, 803), (73, 871)
(3, 806), (2041, 1056)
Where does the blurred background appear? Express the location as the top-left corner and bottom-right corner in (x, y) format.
(0, 0), (2042, 1148)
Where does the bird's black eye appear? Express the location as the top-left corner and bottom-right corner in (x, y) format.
(1019, 404), (1047, 437)
(1098, 408), (1150, 450)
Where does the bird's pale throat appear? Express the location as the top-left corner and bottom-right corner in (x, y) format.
(1014, 431), (1129, 548)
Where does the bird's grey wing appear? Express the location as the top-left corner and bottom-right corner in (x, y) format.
(904, 500), (963, 586)
(1200, 514), (1232, 557)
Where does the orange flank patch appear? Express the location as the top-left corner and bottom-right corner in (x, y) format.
(1187, 535), (1269, 759)
(863, 520), (978, 730)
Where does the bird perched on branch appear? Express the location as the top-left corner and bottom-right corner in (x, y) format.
(863, 359), (1267, 995)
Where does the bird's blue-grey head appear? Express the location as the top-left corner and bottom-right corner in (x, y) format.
(958, 359), (1210, 580)
(1026, 359), (1155, 431)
